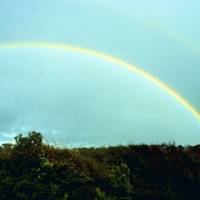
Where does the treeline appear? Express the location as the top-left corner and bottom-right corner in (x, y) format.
(0, 132), (200, 200)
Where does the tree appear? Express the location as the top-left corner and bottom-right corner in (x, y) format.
(11, 132), (44, 169)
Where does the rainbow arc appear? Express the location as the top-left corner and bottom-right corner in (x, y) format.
(1, 42), (200, 122)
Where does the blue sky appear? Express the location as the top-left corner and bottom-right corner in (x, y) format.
(0, 0), (200, 146)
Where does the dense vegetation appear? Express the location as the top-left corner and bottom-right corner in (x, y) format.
(0, 132), (200, 200)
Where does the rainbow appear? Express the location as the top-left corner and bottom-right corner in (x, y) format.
(1, 42), (200, 122)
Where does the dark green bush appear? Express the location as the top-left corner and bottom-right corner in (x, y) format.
(0, 132), (200, 200)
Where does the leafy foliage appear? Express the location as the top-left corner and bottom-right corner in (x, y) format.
(0, 132), (200, 199)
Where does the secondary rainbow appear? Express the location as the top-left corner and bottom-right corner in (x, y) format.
(1, 42), (200, 122)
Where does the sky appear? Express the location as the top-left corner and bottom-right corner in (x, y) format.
(0, 0), (200, 146)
